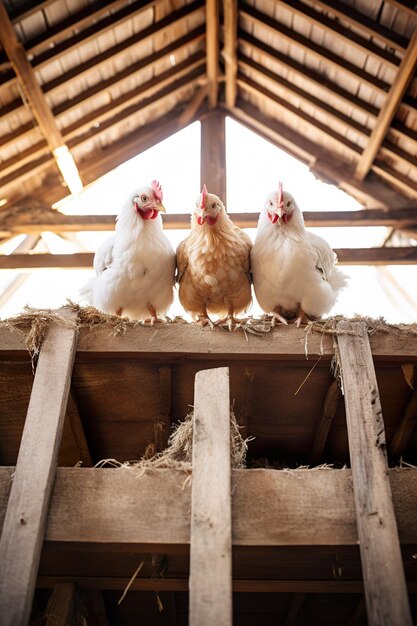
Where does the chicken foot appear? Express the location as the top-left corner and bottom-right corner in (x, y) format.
(196, 308), (214, 329)
(143, 303), (161, 326)
(271, 306), (288, 327)
(294, 307), (313, 327)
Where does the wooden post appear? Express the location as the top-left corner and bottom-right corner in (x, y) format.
(189, 367), (232, 626)
(0, 309), (78, 626)
(337, 321), (412, 626)
(200, 109), (227, 203)
(45, 583), (76, 626)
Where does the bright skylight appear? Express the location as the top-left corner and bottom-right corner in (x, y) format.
(0, 119), (416, 322)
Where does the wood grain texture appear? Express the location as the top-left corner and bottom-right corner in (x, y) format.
(310, 379), (341, 464)
(0, 309), (78, 626)
(206, 0), (219, 107)
(389, 387), (417, 458)
(189, 367), (232, 626)
(337, 321), (412, 626)
(200, 109), (227, 202)
(0, 467), (414, 548)
(45, 583), (76, 626)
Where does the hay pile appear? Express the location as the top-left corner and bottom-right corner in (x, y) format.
(95, 409), (248, 471)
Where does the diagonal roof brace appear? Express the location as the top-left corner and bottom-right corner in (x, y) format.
(0, 2), (83, 195)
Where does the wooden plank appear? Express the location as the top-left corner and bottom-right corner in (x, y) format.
(337, 321), (412, 626)
(2, 467), (416, 549)
(190, 368), (232, 626)
(0, 309), (78, 626)
(158, 366), (172, 451)
(223, 0), (238, 107)
(385, 0), (417, 18)
(45, 583), (76, 626)
(1, 207), (416, 237)
(200, 110), (227, 202)
(355, 27), (417, 180)
(206, 0), (219, 107)
(2, 246), (417, 269)
(310, 379), (341, 464)
(389, 387), (417, 458)
(33, 576), (417, 594)
(285, 593), (306, 626)
(178, 83), (208, 127)
(0, 234), (40, 307)
(347, 596), (366, 626)
(0, 3), (67, 155)
(66, 391), (93, 467)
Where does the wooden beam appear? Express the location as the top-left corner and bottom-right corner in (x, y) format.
(277, 0), (401, 67)
(206, 0), (219, 107)
(337, 321), (412, 626)
(307, 0), (408, 51)
(285, 593), (306, 626)
(310, 379), (341, 465)
(240, 4), (393, 95)
(0, 234), (40, 307)
(1, 467), (417, 546)
(45, 583), (76, 626)
(2, 207), (416, 237)
(3, 246), (417, 270)
(201, 109), (227, 202)
(35, 577), (417, 593)
(190, 368), (232, 626)
(355, 27), (417, 180)
(223, 0), (238, 107)
(178, 83), (208, 126)
(0, 4), (68, 155)
(66, 391), (93, 467)
(0, 309), (78, 626)
(384, 0), (417, 19)
(389, 387), (417, 458)
(346, 596), (367, 626)
(8, 0), (57, 24)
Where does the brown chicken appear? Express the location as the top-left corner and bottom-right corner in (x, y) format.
(177, 185), (252, 328)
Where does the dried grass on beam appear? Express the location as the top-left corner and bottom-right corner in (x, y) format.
(96, 409), (248, 472)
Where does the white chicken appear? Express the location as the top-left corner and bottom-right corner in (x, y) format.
(251, 182), (347, 326)
(81, 180), (175, 321)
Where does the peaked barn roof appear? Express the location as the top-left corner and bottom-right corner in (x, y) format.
(0, 0), (416, 209)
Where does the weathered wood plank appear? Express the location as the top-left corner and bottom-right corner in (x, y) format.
(206, 0), (219, 107)
(1, 467), (415, 548)
(34, 577), (417, 593)
(389, 386), (417, 458)
(189, 367), (232, 626)
(1, 323), (417, 360)
(311, 379), (341, 464)
(223, 0), (238, 107)
(45, 583), (76, 626)
(200, 110), (227, 202)
(337, 321), (412, 626)
(0, 310), (78, 626)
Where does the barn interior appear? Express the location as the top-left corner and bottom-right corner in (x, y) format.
(0, 0), (417, 625)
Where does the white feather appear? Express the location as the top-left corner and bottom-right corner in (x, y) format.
(251, 191), (347, 318)
(80, 189), (175, 319)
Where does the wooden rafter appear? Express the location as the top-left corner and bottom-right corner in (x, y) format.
(1, 207), (417, 238)
(8, 0), (57, 24)
(2, 247), (417, 270)
(307, 0), (408, 51)
(206, 0), (219, 107)
(389, 386), (417, 458)
(0, 2), (82, 191)
(178, 83), (208, 126)
(223, 0), (238, 107)
(277, 0), (401, 67)
(0, 2), (205, 127)
(385, 0), (417, 19)
(355, 27), (417, 180)
(238, 31), (414, 145)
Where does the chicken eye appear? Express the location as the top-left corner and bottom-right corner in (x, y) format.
(286, 201), (291, 208)
(141, 194), (148, 202)
(268, 200), (273, 206)
(211, 202), (217, 209)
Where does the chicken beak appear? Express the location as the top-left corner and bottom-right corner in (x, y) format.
(155, 203), (166, 213)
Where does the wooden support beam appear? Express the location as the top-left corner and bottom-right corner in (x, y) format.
(200, 110), (227, 202)
(0, 3), (75, 165)
(285, 593), (306, 626)
(337, 321), (412, 626)
(178, 83), (208, 126)
(206, 0), (219, 107)
(189, 367), (232, 626)
(355, 27), (417, 180)
(385, 0), (417, 19)
(1, 207), (416, 237)
(310, 379), (341, 464)
(45, 583), (76, 626)
(66, 391), (93, 467)
(3, 246), (417, 269)
(223, 0), (238, 107)
(277, 0), (401, 67)
(0, 309), (78, 626)
(0, 234), (40, 308)
(389, 386), (417, 459)
(8, 0), (57, 24)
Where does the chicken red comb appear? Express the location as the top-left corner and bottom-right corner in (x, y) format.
(151, 180), (163, 203)
(201, 184), (208, 208)
(277, 181), (284, 208)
